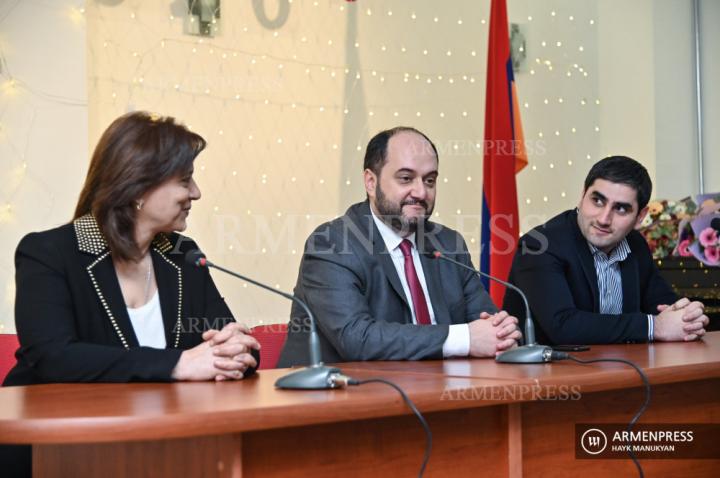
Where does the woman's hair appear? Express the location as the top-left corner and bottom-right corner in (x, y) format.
(74, 111), (206, 261)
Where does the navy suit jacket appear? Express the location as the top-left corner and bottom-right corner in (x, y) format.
(503, 209), (677, 345)
(278, 200), (497, 366)
(4, 214), (257, 386)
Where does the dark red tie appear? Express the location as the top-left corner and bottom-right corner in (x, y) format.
(399, 239), (432, 325)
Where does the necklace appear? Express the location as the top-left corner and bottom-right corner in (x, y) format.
(118, 254), (154, 308)
(142, 259), (153, 304)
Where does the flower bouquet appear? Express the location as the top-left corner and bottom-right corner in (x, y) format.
(678, 193), (720, 266)
(638, 197), (696, 259)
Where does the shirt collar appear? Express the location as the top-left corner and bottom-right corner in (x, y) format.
(370, 206), (416, 252)
(588, 237), (631, 263)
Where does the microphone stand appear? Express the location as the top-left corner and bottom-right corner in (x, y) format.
(433, 252), (554, 363)
(186, 250), (342, 388)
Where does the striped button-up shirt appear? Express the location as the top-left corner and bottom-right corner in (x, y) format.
(588, 239), (654, 341)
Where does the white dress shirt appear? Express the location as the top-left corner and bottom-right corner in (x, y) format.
(370, 208), (470, 357)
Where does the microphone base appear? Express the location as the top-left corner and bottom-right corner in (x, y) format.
(495, 344), (554, 364)
(275, 364), (342, 390)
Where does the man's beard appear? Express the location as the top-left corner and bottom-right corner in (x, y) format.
(375, 183), (433, 235)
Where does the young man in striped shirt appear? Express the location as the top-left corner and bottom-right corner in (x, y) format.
(504, 156), (709, 345)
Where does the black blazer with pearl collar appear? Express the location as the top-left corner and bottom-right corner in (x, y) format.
(3, 214), (255, 386)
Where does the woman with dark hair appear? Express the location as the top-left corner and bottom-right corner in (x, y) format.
(1, 112), (261, 476)
(4, 111), (260, 387)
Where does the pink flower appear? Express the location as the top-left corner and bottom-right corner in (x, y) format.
(677, 239), (693, 257)
(705, 246), (720, 265)
(699, 227), (718, 247)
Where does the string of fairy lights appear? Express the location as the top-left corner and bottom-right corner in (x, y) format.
(83, 5), (600, 201)
(2, 0), (605, 325)
(0, 2), (599, 174)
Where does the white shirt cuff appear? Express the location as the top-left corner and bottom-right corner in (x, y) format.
(442, 324), (471, 357)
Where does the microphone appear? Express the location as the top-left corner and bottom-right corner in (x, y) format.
(185, 250), (342, 389)
(431, 251), (555, 363)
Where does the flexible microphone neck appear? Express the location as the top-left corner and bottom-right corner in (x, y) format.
(432, 251), (536, 346)
(185, 250), (322, 367)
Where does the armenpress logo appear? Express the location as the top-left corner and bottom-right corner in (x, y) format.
(581, 428), (608, 455)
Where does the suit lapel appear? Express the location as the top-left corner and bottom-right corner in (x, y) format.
(75, 215), (138, 349)
(86, 252), (140, 349)
(370, 221), (410, 308)
(570, 211), (600, 312)
(151, 235), (183, 349)
(417, 224), (451, 325)
(620, 251), (640, 312)
(349, 201), (409, 308)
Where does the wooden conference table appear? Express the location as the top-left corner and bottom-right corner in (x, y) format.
(1, 333), (719, 477)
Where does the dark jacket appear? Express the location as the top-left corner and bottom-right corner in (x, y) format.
(503, 209), (677, 345)
(4, 214), (257, 386)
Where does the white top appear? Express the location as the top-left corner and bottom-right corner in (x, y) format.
(370, 208), (470, 357)
(127, 290), (167, 349)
